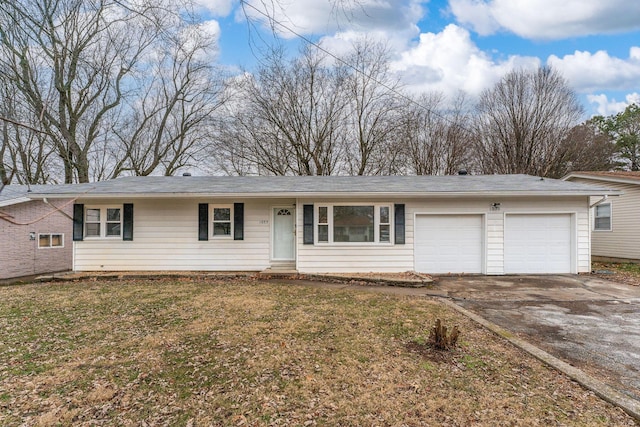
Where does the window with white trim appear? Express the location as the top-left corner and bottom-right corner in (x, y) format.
(316, 204), (392, 244)
(318, 206), (329, 242)
(85, 207), (121, 238)
(212, 205), (232, 237)
(594, 203), (611, 231)
(38, 233), (64, 248)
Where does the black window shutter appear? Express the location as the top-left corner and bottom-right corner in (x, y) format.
(303, 204), (314, 245)
(198, 203), (209, 241)
(123, 203), (134, 241)
(394, 204), (405, 245)
(234, 202), (244, 240)
(73, 204), (84, 241)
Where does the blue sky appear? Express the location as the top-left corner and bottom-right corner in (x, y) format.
(199, 0), (640, 118)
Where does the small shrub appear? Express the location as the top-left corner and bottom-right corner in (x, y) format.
(429, 318), (460, 350)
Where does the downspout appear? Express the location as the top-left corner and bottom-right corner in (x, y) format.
(589, 195), (608, 208)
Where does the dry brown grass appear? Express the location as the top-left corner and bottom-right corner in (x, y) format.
(0, 278), (636, 426)
(593, 262), (640, 287)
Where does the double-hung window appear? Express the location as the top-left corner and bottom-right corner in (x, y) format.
(594, 203), (611, 231)
(212, 206), (232, 237)
(316, 204), (392, 244)
(85, 207), (122, 238)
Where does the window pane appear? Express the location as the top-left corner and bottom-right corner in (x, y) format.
(380, 224), (390, 242)
(318, 206), (328, 224)
(39, 235), (50, 247)
(596, 204), (611, 217)
(333, 206), (374, 242)
(86, 209), (100, 222)
(86, 223), (100, 236)
(318, 224), (329, 242)
(380, 206), (389, 224)
(214, 208), (231, 221)
(51, 234), (63, 247)
(595, 217), (611, 231)
(106, 223), (121, 236)
(595, 204), (611, 230)
(107, 208), (121, 222)
(213, 222), (231, 236)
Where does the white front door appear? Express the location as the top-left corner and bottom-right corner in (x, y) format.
(273, 207), (295, 260)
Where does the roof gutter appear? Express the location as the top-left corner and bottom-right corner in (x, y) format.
(565, 173), (640, 186)
(26, 190), (623, 199)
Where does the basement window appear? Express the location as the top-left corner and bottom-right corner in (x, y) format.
(38, 233), (64, 248)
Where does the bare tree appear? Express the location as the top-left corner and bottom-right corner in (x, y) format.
(399, 92), (471, 175)
(0, 80), (57, 184)
(111, 22), (226, 178)
(214, 46), (348, 176)
(473, 67), (584, 177)
(0, 0), (225, 183)
(341, 40), (404, 175)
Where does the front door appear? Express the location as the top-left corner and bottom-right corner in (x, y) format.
(273, 207), (295, 260)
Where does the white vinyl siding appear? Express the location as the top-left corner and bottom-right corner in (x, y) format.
(73, 196), (592, 274)
(73, 199), (291, 271)
(296, 196), (590, 274)
(298, 198), (413, 273)
(570, 178), (640, 261)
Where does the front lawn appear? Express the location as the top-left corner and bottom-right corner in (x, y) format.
(0, 278), (634, 426)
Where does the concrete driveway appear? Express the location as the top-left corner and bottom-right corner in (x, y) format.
(433, 275), (640, 402)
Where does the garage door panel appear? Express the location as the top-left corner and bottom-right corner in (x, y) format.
(415, 215), (483, 274)
(505, 214), (572, 274)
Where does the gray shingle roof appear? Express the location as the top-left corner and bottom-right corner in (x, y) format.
(25, 174), (620, 198)
(0, 184), (52, 206)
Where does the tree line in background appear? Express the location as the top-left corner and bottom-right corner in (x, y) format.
(0, 0), (638, 185)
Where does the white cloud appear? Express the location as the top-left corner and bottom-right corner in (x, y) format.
(194, 0), (236, 17)
(391, 24), (539, 98)
(449, 0), (640, 39)
(177, 20), (221, 62)
(548, 47), (640, 93)
(587, 93), (640, 116)
(241, 0), (424, 39)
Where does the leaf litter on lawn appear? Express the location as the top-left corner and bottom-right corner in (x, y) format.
(0, 278), (636, 426)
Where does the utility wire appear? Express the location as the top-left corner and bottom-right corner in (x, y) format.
(239, 0), (475, 135)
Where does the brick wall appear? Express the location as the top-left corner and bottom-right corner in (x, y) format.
(0, 199), (73, 279)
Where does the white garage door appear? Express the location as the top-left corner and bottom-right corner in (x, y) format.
(415, 215), (483, 274)
(504, 214), (572, 274)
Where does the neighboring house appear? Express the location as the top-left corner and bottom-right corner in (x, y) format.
(0, 185), (73, 280)
(28, 174), (618, 275)
(564, 171), (640, 263)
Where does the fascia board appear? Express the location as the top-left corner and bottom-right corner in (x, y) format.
(28, 190), (622, 199)
(564, 173), (640, 187)
(0, 197), (31, 207)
